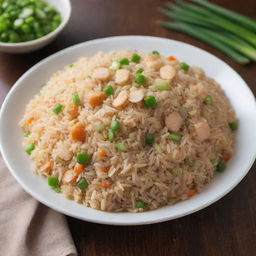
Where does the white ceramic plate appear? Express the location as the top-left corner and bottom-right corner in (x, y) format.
(0, 36), (256, 225)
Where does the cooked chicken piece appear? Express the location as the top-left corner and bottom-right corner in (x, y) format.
(115, 69), (130, 85)
(165, 112), (183, 132)
(145, 55), (162, 70)
(195, 121), (210, 141)
(92, 67), (110, 81)
(62, 170), (76, 185)
(112, 90), (128, 108)
(160, 65), (176, 80)
(129, 90), (144, 103)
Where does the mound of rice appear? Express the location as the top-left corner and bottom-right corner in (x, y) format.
(20, 50), (237, 212)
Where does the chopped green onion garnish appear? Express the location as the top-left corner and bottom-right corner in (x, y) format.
(116, 142), (127, 152)
(94, 121), (104, 132)
(48, 176), (58, 187)
(54, 187), (61, 193)
(52, 104), (64, 114)
(72, 93), (81, 104)
(145, 133), (155, 145)
(154, 144), (162, 152)
(107, 129), (115, 142)
(204, 95), (213, 105)
(135, 200), (146, 208)
(152, 50), (159, 55)
(216, 161), (226, 172)
(180, 62), (190, 71)
(25, 144), (35, 154)
(119, 58), (129, 65)
(144, 96), (157, 107)
(169, 132), (182, 142)
(77, 179), (89, 190)
(172, 168), (181, 175)
(155, 79), (169, 90)
(131, 53), (141, 63)
(76, 152), (90, 164)
(68, 64), (74, 68)
(135, 74), (147, 84)
(210, 159), (217, 164)
(103, 85), (114, 96)
(23, 131), (30, 137)
(110, 61), (121, 70)
(228, 122), (238, 131)
(110, 120), (120, 131)
(136, 68), (144, 74)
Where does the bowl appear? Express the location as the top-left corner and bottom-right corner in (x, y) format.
(0, 36), (256, 225)
(0, 0), (71, 53)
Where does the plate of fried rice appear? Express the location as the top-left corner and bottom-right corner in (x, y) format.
(0, 36), (255, 225)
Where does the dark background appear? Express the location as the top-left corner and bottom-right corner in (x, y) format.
(0, 0), (255, 255)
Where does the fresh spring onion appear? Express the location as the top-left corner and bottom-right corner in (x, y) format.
(191, 0), (256, 32)
(158, 0), (256, 65)
(0, 0), (62, 43)
(158, 20), (250, 65)
(165, 2), (256, 48)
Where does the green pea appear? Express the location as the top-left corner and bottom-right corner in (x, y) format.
(77, 179), (89, 190)
(131, 53), (141, 63)
(135, 200), (146, 208)
(103, 85), (114, 96)
(180, 62), (190, 71)
(143, 96), (157, 108)
(52, 104), (64, 114)
(135, 74), (146, 84)
(110, 120), (120, 131)
(25, 144), (35, 154)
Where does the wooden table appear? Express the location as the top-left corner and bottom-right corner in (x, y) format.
(0, 0), (255, 255)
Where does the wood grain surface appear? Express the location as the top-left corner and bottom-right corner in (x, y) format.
(0, 0), (255, 255)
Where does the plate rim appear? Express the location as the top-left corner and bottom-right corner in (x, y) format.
(1, 35), (256, 225)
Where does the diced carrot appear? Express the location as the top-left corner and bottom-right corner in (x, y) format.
(101, 181), (111, 188)
(101, 166), (111, 172)
(26, 117), (35, 124)
(187, 189), (196, 197)
(97, 150), (107, 158)
(167, 56), (176, 61)
(43, 162), (52, 173)
(222, 153), (231, 162)
(74, 163), (85, 176)
(70, 123), (86, 141)
(87, 91), (105, 107)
